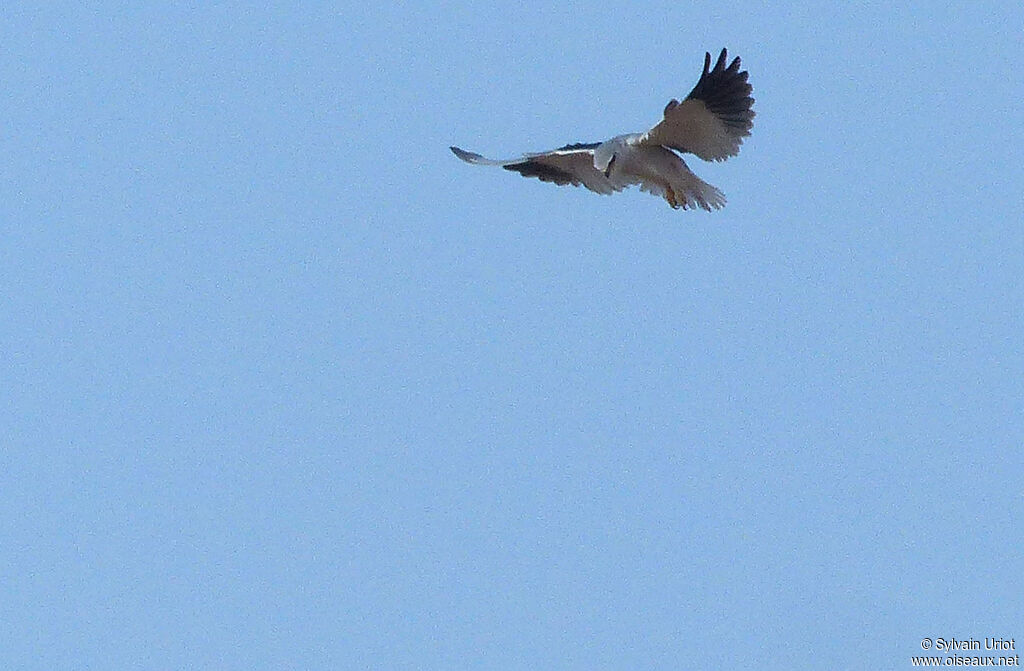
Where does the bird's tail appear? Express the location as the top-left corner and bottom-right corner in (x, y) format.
(641, 168), (726, 211)
(673, 173), (726, 211)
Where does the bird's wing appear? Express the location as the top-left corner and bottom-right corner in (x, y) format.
(450, 143), (623, 195)
(640, 49), (755, 162)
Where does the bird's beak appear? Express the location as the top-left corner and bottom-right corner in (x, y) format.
(604, 156), (616, 178)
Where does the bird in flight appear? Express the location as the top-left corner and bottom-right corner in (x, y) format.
(451, 49), (755, 211)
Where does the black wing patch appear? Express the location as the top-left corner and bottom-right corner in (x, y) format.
(500, 142), (599, 186)
(556, 142), (601, 151)
(503, 161), (578, 185)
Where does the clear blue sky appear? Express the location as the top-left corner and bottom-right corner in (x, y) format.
(2, 3), (1022, 669)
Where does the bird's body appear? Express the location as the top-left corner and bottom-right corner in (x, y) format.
(451, 49), (754, 211)
(601, 134), (726, 210)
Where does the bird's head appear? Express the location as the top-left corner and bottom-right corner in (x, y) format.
(593, 139), (622, 178)
(603, 155), (617, 178)
(593, 138), (630, 178)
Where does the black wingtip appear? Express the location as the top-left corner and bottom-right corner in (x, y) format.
(713, 48), (728, 73)
(682, 48), (754, 132)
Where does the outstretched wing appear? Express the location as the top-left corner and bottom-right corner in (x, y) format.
(450, 143), (623, 195)
(641, 48), (755, 162)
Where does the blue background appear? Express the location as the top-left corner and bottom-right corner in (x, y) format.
(2, 3), (1021, 669)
